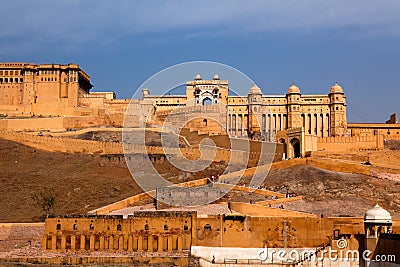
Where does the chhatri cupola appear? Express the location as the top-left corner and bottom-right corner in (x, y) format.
(364, 204), (392, 239)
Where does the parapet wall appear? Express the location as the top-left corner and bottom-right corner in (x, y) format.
(0, 131), (282, 168)
(317, 135), (384, 151)
(0, 130), (123, 154)
(0, 116), (108, 131)
(227, 202), (316, 217)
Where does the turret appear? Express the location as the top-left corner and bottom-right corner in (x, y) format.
(364, 204), (392, 258)
(248, 84), (263, 140)
(286, 83), (302, 129)
(329, 82), (347, 136)
(142, 88), (150, 99)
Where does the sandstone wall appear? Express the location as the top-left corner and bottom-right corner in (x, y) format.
(0, 131), (282, 168)
(317, 135), (384, 151)
(0, 116), (109, 131)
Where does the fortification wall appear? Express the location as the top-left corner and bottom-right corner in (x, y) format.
(227, 202), (316, 217)
(193, 215), (365, 249)
(0, 130), (123, 154)
(0, 131), (282, 169)
(91, 179), (209, 215)
(317, 135), (384, 151)
(0, 116), (108, 131)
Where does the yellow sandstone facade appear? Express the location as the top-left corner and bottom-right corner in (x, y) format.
(1, 62), (399, 158)
(142, 74), (347, 141)
(0, 62), (129, 118)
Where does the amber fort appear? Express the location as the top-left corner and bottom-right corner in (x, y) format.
(1, 62), (400, 266)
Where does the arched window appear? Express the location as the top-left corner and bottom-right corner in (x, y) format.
(117, 224), (122, 231)
(89, 224), (94, 230)
(202, 97), (212, 106)
(184, 224), (189, 231)
(204, 224), (212, 231)
(56, 224), (61, 230)
(144, 224), (149, 230)
(73, 224), (78, 230)
(164, 224), (168, 231)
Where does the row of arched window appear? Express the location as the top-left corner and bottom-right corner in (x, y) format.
(56, 223), (190, 232)
(0, 77), (23, 83)
(41, 77), (57, 82)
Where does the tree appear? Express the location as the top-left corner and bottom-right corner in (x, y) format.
(32, 189), (56, 218)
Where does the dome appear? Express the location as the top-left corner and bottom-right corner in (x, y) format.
(249, 84), (262, 95)
(287, 83), (300, 94)
(213, 74), (220, 80)
(194, 74), (202, 80)
(364, 204), (392, 224)
(330, 82), (343, 94)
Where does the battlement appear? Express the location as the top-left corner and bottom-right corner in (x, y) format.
(317, 135), (384, 151)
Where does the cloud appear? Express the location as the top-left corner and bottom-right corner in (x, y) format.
(1, 0), (400, 53)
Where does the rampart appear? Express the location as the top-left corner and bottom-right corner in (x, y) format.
(0, 116), (115, 131)
(91, 178), (209, 215)
(156, 185), (222, 209)
(317, 135), (384, 151)
(43, 212), (378, 252)
(0, 131), (283, 167)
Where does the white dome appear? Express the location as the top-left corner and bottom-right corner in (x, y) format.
(194, 74), (202, 80)
(330, 82), (343, 94)
(364, 204), (392, 224)
(213, 74), (220, 80)
(287, 83), (300, 94)
(249, 84), (262, 95)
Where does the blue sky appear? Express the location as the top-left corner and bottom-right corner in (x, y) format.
(1, 1), (400, 122)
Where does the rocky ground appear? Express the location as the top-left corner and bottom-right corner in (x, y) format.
(262, 165), (400, 217)
(2, 135), (400, 222)
(0, 138), (225, 222)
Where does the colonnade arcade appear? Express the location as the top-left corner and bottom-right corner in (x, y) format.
(42, 232), (190, 252)
(227, 112), (331, 139)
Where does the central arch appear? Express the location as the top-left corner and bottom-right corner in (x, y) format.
(290, 138), (301, 158)
(202, 97), (212, 105)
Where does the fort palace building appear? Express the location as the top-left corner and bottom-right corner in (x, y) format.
(1, 62), (399, 158)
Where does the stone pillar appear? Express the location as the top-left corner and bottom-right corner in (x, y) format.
(177, 235), (183, 252)
(233, 114), (236, 136)
(89, 235), (95, 251)
(51, 235), (57, 251)
(71, 235), (76, 251)
(228, 114), (231, 133)
(158, 236), (163, 252)
(133, 236), (138, 251)
(137, 235), (143, 252)
(128, 235), (133, 251)
(118, 235), (124, 251)
(305, 114), (309, 134)
(41, 234), (48, 251)
(325, 114), (330, 137)
(150, 236), (155, 252)
(99, 236), (104, 251)
(167, 236), (173, 252)
(108, 235), (114, 251)
(80, 235), (86, 251)
(313, 114), (316, 134)
(61, 235), (66, 251)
